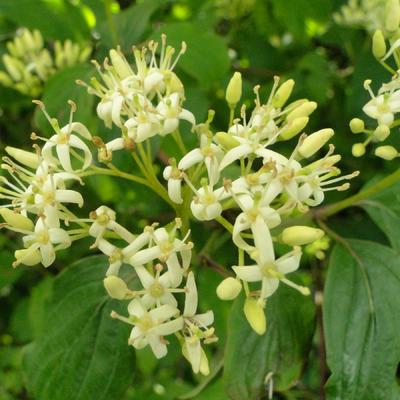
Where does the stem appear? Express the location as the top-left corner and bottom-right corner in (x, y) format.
(82, 165), (148, 186)
(315, 167), (400, 219)
(172, 130), (187, 155)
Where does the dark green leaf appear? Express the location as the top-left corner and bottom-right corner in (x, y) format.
(0, 0), (91, 41)
(34, 64), (95, 136)
(151, 22), (230, 87)
(361, 181), (400, 252)
(24, 256), (135, 400)
(324, 240), (400, 400)
(223, 281), (316, 400)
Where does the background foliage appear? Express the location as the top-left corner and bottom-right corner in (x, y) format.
(0, 0), (399, 399)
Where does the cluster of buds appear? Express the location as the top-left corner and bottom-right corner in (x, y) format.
(0, 101), (93, 267)
(0, 28), (91, 96)
(78, 35), (195, 162)
(92, 212), (216, 374)
(349, 0), (400, 160)
(163, 72), (358, 334)
(334, 0), (387, 34)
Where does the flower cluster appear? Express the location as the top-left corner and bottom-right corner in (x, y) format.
(78, 35), (195, 161)
(349, 0), (400, 160)
(0, 101), (92, 267)
(334, 0), (387, 34)
(163, 73), (358, 333)
(0, 28), (91, 96)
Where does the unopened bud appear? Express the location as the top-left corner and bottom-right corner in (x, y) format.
(282, 226), (324, 246)
(372, 30), (386, 59)
(225, 72), (242, 106)
(103, 276), (130, 300)
(272, 79), (295, 108)
(14, 248), (41, 266)
(385, 0), (400, 32)
(280, 116), (309, 140)
(215, 132), (240, 149)
(286, 101), (317, 122)
(375, 145), (398, 160)
(373, 125), (390, 141)
(109, 49), (132, 79)
(298, 128), (334, 158)
(243, 298), (266, 335)
(216, 277), (242, 300)
(349, 118), (365, 133)
(5, 146), (40, 168)
(0, 209), (34, 231)
(352, 143), (366, 157)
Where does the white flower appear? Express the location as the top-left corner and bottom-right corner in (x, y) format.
(20, 217), (71, 267)
(129, 226), (192, 286)
(182, 272), (215, 375)
(232, 216), (305, 299)
(128, 299), (183, 358)
(363, 91), (400, 126)
(163, 165), (183, 204)
(42, 119), (92, 172)
(178, 134), (224, 185)
(190, 185), (227, 221)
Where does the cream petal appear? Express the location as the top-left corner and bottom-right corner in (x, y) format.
(160, 291), (178, 307)
(69, 122), (92, 139)
(148, 335), (168, 359)
(111, 95), (124, 127)
(56, 143), (72, 172)
(40, 242), (55, 267)
(135, 265), (155, 288)
(232, 213), (253, 252)
(141, 294), (156, 309)
(166, 253), (183, 287)
(68, 135), (92, 171)
(129, 246), (163, 266)
(128, 299), (146, 318)
(232, 265), (263, 282)
(162, 118), (179, 135)
(153, 227), (169, 243)
(106, 261), (122, 277)
(152, 317), (184, 336)
(192, 310), (214, 327)
(123, 231), (151, 258)
(185, 338), (201, 373)
(178, 148), (203, 171)
(205, 202), (222, 220)
(183, 272), (197, 316)
(150, 304), (179, 323)
(55, 189), (83, 207)
(219, 144), (252, 171)
(260, 277), (279, 299)
(179, 109), (196, 126)
(168, 179), (183, 204)
(43, 205), (60, 228)
(277, 252), (301, 275)
(106, 138), (124, 152)
(251, 216), (274, 264)
(181, 247), (192, 271)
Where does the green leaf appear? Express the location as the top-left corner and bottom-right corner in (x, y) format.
(323, 240), (400, 400)
(0, 0), (91, 41)
(361, 181), (400, 252)
(24, 256), (135, 400)
(34, 64), (95, 136)
(151, 22), (230, 87)
(223, 281), (316, 400)
(0, 250), (21, 291)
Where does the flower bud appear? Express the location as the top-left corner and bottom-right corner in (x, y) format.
(280, 116), (309, 140)
(375, 145), (398, 160)
(5, 146), (40, 169)
(109, 49), (132, 79)
(372, 30), (386, 59)
(272, 79), (295, 108)
(14, 248), (42, 266)
(352, 143), (366, 157)
(286, 101), (317, 122)
(282, 226), (324, 246)
(243, 298), (266, 335)
(0, 209), (34, 231)
(215, 131), (240, 149)
(298, 128), (334, 158)
(216, 277), (242, 300)
(385, 0), (400, 32)
(373, 125), (390, 141)
(349, 118), (365, 133)
(225, 72), (242, 106)
(103, 276), (130, 300)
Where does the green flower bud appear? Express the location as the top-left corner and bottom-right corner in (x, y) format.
(272, 79), (295, 108)
(375, 145), (398, 160)
(225, 72), (242, 106)
(215, 131), (240, 149)
(280, 116), (309, 140)
(0, 209), (34, 231)
(298, 128), (334, 158)
(243, 298), (266, 335)
(103, 276), (130, 300)
(109, 49), (132, 79)
(216, 277), (242, 300)
(286, 101), (317, 122)
(5, 146), (40, 169)
(352, 143), (366, 157)
(373, 125), (390, 141)
(372, 30), (386, 59)
(385, 0), (400, 32)
(349, 118), (365, 134)
(282, 226), (325, 246)
(14, 248), (41, 267)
